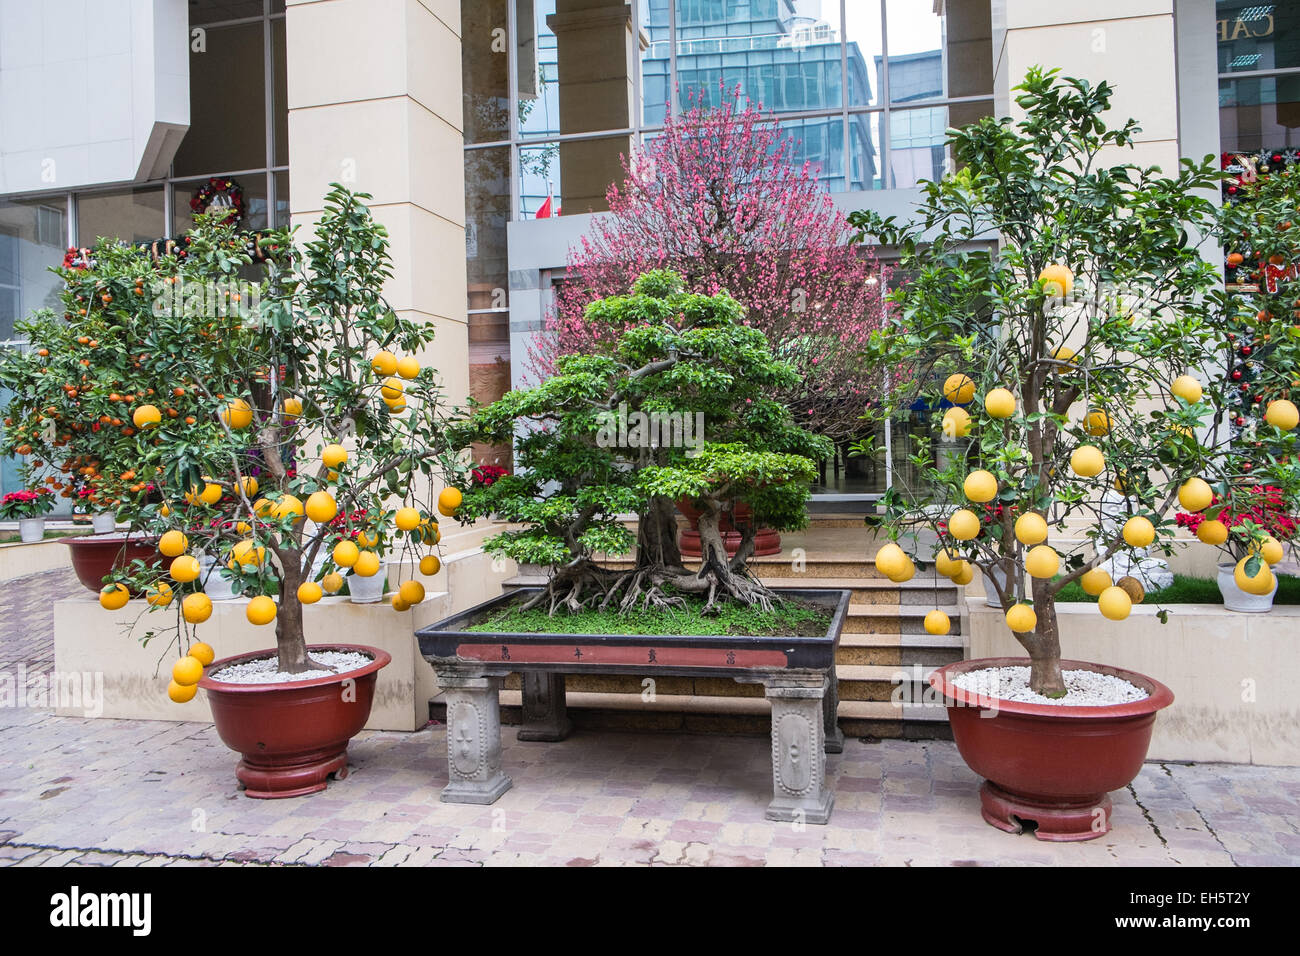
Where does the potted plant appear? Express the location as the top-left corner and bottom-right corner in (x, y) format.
(850, 69), (1298, 841)
(1, 485), (54, 542)
(1176, 484), (1295, 611)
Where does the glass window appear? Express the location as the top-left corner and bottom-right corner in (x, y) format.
(780, 116), (848, 191)
(848, 110), (884, 191)
(845, 0), (884, 107)
(1219, 74), (1300, 153)
(189, 0), (268, 24)
(465, 146), (511, 303)
(173, 21), (267, 175)
(464, 0), (511, 143)
(1218, 1), (1300, 74)
(76, 188), (165, 247)
(273, 170), (291, 228)
(519, 141), (562, 218)
(272, 15), (288, 166)
(888, 105), (950, 189)
(0, 196), (67, 341)
(884, 0), (944, 104)
(171, 174), (269, 235)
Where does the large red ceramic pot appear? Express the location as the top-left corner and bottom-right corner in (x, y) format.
(929, 657), (1174, 842)
(63, 534), (160, 594)
(677, 499), (781, 557)
(199, 644), (392, 799)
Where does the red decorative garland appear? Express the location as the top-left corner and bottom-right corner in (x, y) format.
(190, 176), (245, 225)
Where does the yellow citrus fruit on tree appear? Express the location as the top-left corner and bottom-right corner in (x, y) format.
(396, 356), (420, 379)
(1080, 567), (1112, 596)
(1014, 512), (1048, 546)
(305, 491), (338, 524)
(146, 581), (174, 607)
(950, 562), (974, 586)
(253, 497), (274, 517)
(99, 583), (130, 611)
(273, 494), (305, 523)
(371, 351), (398, 376)
(172, 655), (204, 685)
(437, 487), (464, 517)
(189, 481), (223, 506)
(1052, 346), (1077, 364)
(353, 550), (381, 578)
(948, 509), (981, 541)
(1251, 536), (1285, 566)
(159, 529), (189, 557)
(1070, 445), (1105, 478)
(333, 539), (360, 567)
(381, 377), (404, 402)
(963, 470), (998, 503)
(159, 502), (172, 517)
(168, 680), (198, 704)
(283, 397), (303, 417)
(395, 507), (421, 532)
(1005, 603), (1037, 633)
(874, 543), (909, 579)
(298, 581), (323, 604)
(415, 519), (441, 545)
(1265, 399), (1299, 430)
(182, 592), (213, 624)
(387, 400), (407, 414)
(232, 539), (265, 568)
(1038, 263), (1074, 297)
(132, 404), (161, 429)
(1098, 586), (1133, 621)
(1235, 557), (1274, 595)
(888, 555), (916, 583)
(984, 388), (1016, 419)
(943, 374), (975, 405)
(1177, 478), (1213, 513)
(399, 580), (426, 605)
(392, 594), (411, 612)
(1123, 516), (1156, 548)
(221, 398), (253, 429)
(189, 642), (215, 666)
(170, 554), (201, 583)
(1025, 544), (1060, 579)
(1196, 519), (1228, 545)
(246, 595), (277, 625)
(1171, 375), (1202, 404)
(924, 610), (951, 636)
(322, 444), (348, 469)
(356, 528), (379, 548)
(419, 554), (441, 576)
(942, 406), (971, 438)
(322, 572), (344, 594)
(239, 476), (259, 498)
(934, 549), (962, 577)
(1084, 409), (1111, 437)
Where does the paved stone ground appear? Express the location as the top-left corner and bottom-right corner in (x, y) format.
(2, 568), (1298, 867)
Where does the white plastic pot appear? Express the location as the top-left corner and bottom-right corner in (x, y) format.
(981, 563), (1014, 608)
(199, 553), (241, 602)
(348, 565), (387, 604)
(18, 517), (44, 543)
(91, 512), (117, 534)
(1217, 561), (1277, 613)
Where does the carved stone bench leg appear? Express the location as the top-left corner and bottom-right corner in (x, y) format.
(518, 672), (572, 741)
(823, 666), (844, 754)
(764, 678), (834, 825)
(437, 673), (512, 805)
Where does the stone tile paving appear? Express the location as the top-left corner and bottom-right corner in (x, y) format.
(2, 568), (1298, 866)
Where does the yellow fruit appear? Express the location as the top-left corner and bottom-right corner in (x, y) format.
(190, 481), (223, 506)
(232, 539), (265, 568)
(132, 404), (161, 429)
(948, 509), (981, 541)
(1171, 375), (1202, 404)
(950, 562), (974, 586)
(298, 581), (323, 604)
(1052, 346), (1077, 364)
(1080, 567), (1112, 596)
(1196, 519), (1228, 545)
(1235, 556), (1274, 595)
(283, 397), (303, 416)
(146, 581), (174, 607)
(395, 507), (421, 532)
(392, 594), (411, 612)
(371, 350), (398, 376)
(874, 543), (908, 579)
(1117, 576), (1145, 605)
(963, 470), (998, 503)
(305, 491), (338, 524)
(399, 580), (426, 605)
(322, 444), (348, 469)
(1038, 263), (1074, 297)
(253, 497), (275, 517)
(1014, 512), (1048, 546)
(158, 529), (189, 557)
(1098, 586), (1133, 621)
(1177, 478), (1213, 513)
(1084, 409), (1111, 437)
(437, 487), (464, 517)
(1123, 516), (1155, 548)
(159, 503), (172, 517)
(888, 556), (916, 584)
(984, 388), (1016, 419)
(924, 610), (951, 636)
(415, 520), (442, 545)
(934, 549), (961, 577)
(322, 572), (344, 594)
(396, 356), (420, 379)
(333, 539), (360, 567)
(273, 494), (304, 523)
(1265, 399), (1299, 430)
(182, 592), (213, 624)
(356, 528), (379, 548)
(1005, 603), (1037, 633)
(943, 374), (975, 405)
(942, 406), (971, 438)
(239, 476), (259, 498)
(381, 377), (404, 402)
(170, 554), (201, 583)
(221, 397), (253, 430)
(1070, 445), (1105, 478)
(419, 555), (441, 576)
(246, 595), (277, 626)
(189, 642), (215, 666)
(1258, 536), (1285, 566)
(99, 583), (130, 610)
(172, 655), (204, 685)
(167, 680), (198, 703)
(1025, 544), (1060, 579)
(387, 400), (408, 414)
(353, 550), (381, 578)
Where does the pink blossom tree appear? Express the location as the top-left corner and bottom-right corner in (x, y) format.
(534, 86), (890, 441)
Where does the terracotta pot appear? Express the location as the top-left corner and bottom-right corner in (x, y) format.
(677, 498), (781, 557)
(199, 643), (392, 799)
(62, 533), (160, 594)
(930, 657), (1174, 842)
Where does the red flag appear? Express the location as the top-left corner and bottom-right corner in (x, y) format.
(536, 196), (552, 219)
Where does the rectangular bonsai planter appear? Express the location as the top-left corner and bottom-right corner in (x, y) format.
(416, 587), (851, 823)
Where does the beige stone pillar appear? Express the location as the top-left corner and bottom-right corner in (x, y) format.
(284, 0), (469, 408)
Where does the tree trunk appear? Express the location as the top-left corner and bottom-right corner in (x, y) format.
(1020, 576), (1065, 697)
(274, 548), (316, 673)
(635, 495), (684, 572)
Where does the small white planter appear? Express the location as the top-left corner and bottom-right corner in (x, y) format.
(91, 512), (117, 534)
(17, 517), (45, 543)
(981, 564), (1013, 608)
(348, 566), (388, 604)
(1217, 561), (1277, 613)
(199, 554), (241, 602)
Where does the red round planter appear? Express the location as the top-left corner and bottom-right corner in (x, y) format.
(930, 657), (1174, 842)
(677, 499), (781, 557)
(62, 534), (160, 594)
(198, 643), (392, 799)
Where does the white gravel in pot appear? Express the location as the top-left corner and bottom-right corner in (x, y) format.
(209, 650), (373, 685)
(951, 665), (1148, 706)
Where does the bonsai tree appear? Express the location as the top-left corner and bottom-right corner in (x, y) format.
(453, 269), (830, 614)
(850, 68), (1298, 697)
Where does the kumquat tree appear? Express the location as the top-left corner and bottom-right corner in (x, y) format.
(849, 68), (1300, 697)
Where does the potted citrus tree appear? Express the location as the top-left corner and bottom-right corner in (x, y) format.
(850, 68), (1298, 841)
